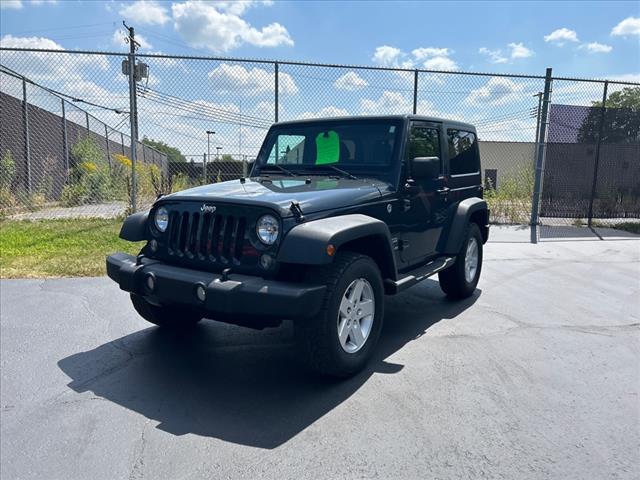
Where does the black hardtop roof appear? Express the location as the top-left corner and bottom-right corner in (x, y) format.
(273, 114), (476, 131)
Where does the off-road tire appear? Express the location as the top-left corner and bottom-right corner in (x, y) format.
(438, 222), (483, 299)
(296, 252), (384, 378)
(130, 293), (202, 329)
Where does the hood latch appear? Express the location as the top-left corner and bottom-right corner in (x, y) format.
(290, 201), (305, 223)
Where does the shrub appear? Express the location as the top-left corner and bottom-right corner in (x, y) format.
(0, 150), (16, 189)
(0, 187), (17, 218)
(60, 184), (87, 207)
(484, 165), (534, 224)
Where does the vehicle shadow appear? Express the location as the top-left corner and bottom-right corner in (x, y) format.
(57, 279), (479, 449)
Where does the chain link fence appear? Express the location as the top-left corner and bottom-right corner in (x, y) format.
(0, 48), (638, 239)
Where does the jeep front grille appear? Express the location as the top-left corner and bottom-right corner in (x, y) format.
(167, 211), (247, 264)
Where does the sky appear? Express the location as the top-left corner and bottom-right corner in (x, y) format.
(0, 0), (639, 155)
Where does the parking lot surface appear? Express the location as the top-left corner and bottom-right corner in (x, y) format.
(1, 229), (639, 480)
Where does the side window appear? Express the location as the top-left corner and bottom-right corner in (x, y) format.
(407, 126), (440, 160)
(447, 129), (479, 175)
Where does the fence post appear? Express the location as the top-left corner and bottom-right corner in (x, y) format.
(85, 111), (90, 133)
(274, 62), (279, 123)
(587, 81), (609, 228)
(203, 153), (207, 184)
(105, 124), (111, 169)
(121, 132), (125, 155)
(61, 98), (69, 174)
(530, 67), (553, 243)
(22, 78), (32, 194)
(413, 70), (418, 114)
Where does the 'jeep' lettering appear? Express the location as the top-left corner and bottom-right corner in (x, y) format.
(200, 204), (216, 213)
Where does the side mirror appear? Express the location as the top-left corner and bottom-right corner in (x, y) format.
(411, 156), (440, 179)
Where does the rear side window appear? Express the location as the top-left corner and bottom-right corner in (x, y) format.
(447, 129), (479, 175)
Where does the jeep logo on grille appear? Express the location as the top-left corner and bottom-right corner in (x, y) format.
(200, 204), (217, 213)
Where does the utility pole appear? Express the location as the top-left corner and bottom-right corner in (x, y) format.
(124, 22), (139, 212)
(206, 130), (215, 184)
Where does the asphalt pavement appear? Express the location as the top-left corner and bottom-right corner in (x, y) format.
(1, 228), (639, 479)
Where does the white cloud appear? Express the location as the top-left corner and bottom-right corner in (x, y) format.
(361, 91), (412, 115)
(211, 0), (274, 16)
(111, 29), (153, 50)
(172, 1), (293, 52)
(372, 45), (403, 66)
(119, 0), (170, 25)
(334, 71), (368, 91)
(412, 47), (450, 60)
(0, 35), (109, 83)
(207, 63), (298, 95)
(580, 42), (613, 54)
(299, 106), (349, 119)
(30, 0), (58, 4)
(508, 42), (534, 59)
(465, 77), (525, 106)
(423, 56), (458, 71)
(372, 45), (459, 71)
(479, 47), (508, 64)
(0, 0), (22, 9)
(544, 28), (579, 44)
(611, 16), (640, 36)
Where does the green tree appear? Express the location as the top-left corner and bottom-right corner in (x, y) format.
(219, 154), (234, 162)
(142, 137), (187, 163)
(577, 86), (640, 143)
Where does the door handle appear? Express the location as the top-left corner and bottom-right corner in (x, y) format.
(437, 187), (450, 195)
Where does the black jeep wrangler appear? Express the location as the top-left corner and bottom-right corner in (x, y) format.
(107, 115), (489, 377)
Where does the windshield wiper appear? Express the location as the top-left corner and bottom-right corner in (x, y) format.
(321, 165), (357, 180)
(259, 164), (296, 177)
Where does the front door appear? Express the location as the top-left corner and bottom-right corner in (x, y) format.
(399, 122), (449, 268)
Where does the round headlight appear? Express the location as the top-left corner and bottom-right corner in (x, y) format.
(154, 207), (169, 232)
(256, 214), (279, 245)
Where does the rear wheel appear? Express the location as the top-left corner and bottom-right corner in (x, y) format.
(130, 293), (202, 329)
(296, 252), (384, 377)
(438, 222), (483, 299)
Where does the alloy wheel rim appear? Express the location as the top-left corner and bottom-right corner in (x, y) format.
(465, 237), (479, 283)
(337, 278), (375, 354)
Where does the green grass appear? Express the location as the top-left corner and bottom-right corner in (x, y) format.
(0, 218), (143, 278)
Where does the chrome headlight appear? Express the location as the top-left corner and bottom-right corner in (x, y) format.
(256, 214), (279, 245)
(154, 206), (169, 232)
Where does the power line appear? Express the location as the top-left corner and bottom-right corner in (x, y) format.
(0, 64), (129, 114)
(138, 86), (271, 128)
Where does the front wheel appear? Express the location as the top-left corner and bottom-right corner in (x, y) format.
(438, 222), (483, 299)
(296, 252), (384, 378)
(130, 294), (202, 329)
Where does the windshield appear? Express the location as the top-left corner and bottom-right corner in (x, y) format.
(255, 120), (402, 176)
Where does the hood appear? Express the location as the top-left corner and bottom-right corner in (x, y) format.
(161, 176), (391, 217)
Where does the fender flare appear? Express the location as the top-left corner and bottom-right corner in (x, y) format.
(119, 211), (149, 242)
(277, 214), (397, 280)
(442, 197), (489, 254)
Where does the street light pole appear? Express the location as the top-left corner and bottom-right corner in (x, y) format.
(205, 130), (215, 184)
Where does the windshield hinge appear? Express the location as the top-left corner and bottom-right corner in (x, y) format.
(290, 201), (305, 223)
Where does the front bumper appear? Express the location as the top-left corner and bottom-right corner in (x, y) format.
(106, 253), (326, 321)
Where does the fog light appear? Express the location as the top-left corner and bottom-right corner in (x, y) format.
(195, 284), (206, 302)
(149, 239), (158, 252)
(145, 274), (155, 292)
(260, 254), (274, 270)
